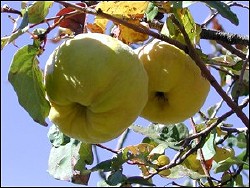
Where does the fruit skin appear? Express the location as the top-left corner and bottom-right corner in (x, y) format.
(156, 155), (171, 177)
(182, 153), (205, 175)
(158, 169), (171, 177)
(135, 39), (210, 124)
(157, 155), (170, 166)
(44, 33), (148, 143)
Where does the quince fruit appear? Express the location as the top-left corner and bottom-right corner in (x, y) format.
(44, 33), (148, 143)
(135, 39), (210, 124)
(157, 155), (170, 166)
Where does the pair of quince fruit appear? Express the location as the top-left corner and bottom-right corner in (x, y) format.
(44, 33), (210, 143)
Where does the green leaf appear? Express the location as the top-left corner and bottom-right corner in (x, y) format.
(91, 159), (113, 172)
(176, 8), (201, 45)
(162, 8), (201, 45)
(91, 150), (128, 173)
(130, 123), (189, 150)
(203, 1), (239, 25)
(1, 36), (10, 50)
(145, 2), (159, 21)
(47, 124), (70, 147)
(48, 138), (93, 185)
(171, 1), (183, 9)
(126, 176), (155, 186)
(141, 137), (158, 147)
(213, 157), (248, 173)
(160, 123), (189, 143)
(207, 102), (220, 118)
(198, 132), (216, 160)
(72, 143), (93, 185)
(236, 149), (249, 170)
(149, 143), (168, 155)
(97, 180), (121, 187)
(8, 45), (50, 126)
(27, 1), (53, 23)
(107, 170), (127, 186)
(219, 69), (227, 87)
(234, 174), (244, 187)
(168, 165), (206, 179)
(231, 79), (249, 100)
(182, 1), (197, 8)
(236, 133), (247, 148)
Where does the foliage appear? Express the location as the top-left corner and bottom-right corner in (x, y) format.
(1, 1), (249, 187)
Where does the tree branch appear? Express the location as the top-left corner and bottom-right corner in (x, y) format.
(145, 19), (249, 46)
(1, 4), (22, 16)
(201, 29), (249, 46)
(169, 14), (249, 128)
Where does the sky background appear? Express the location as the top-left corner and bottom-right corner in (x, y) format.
(1, 1), (249, 187)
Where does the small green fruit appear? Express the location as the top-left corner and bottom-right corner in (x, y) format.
(157, 155), (170, 166)
(158, 169), (171, 177)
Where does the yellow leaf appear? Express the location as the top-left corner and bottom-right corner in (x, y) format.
(118, 20), (149, 44)
(96, 1), (149, 18)
(86, 23), (103, 33)
(92, 1), (149, 34)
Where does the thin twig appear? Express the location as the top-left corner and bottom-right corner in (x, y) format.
(94, 144), (118, 154)
(210, 65), (235, 78)
(115, 128), (130, 151)
(145, 18), (249, 46)
(216, 40), (247, 60)
(190, 117), (214, 186)
(210, 81), (235, 119)
(93, 145), (106, 180)
(179, 97), (249, 145)
(1, 4), (22, 16)
(145, 96), (249, 180)
(234, 49), (250, 103)
(201, 1), (249, 28)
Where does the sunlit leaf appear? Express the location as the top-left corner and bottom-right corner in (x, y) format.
(47, 124), (70, 147)
(116, 20), (149, 44)
(91, 1), (149, 34)
(198, 132), (216, 160)
(145, 2), (159, 21)
(27, 1), (53, 23)
(161, 8), (201, 45)
(168, 164), (207, 179)
(48, 138), (93, 185)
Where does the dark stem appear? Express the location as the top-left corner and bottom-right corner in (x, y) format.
(201, 29), (249, 46)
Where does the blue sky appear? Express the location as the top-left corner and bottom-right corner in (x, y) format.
(1, 1), (249, 187)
